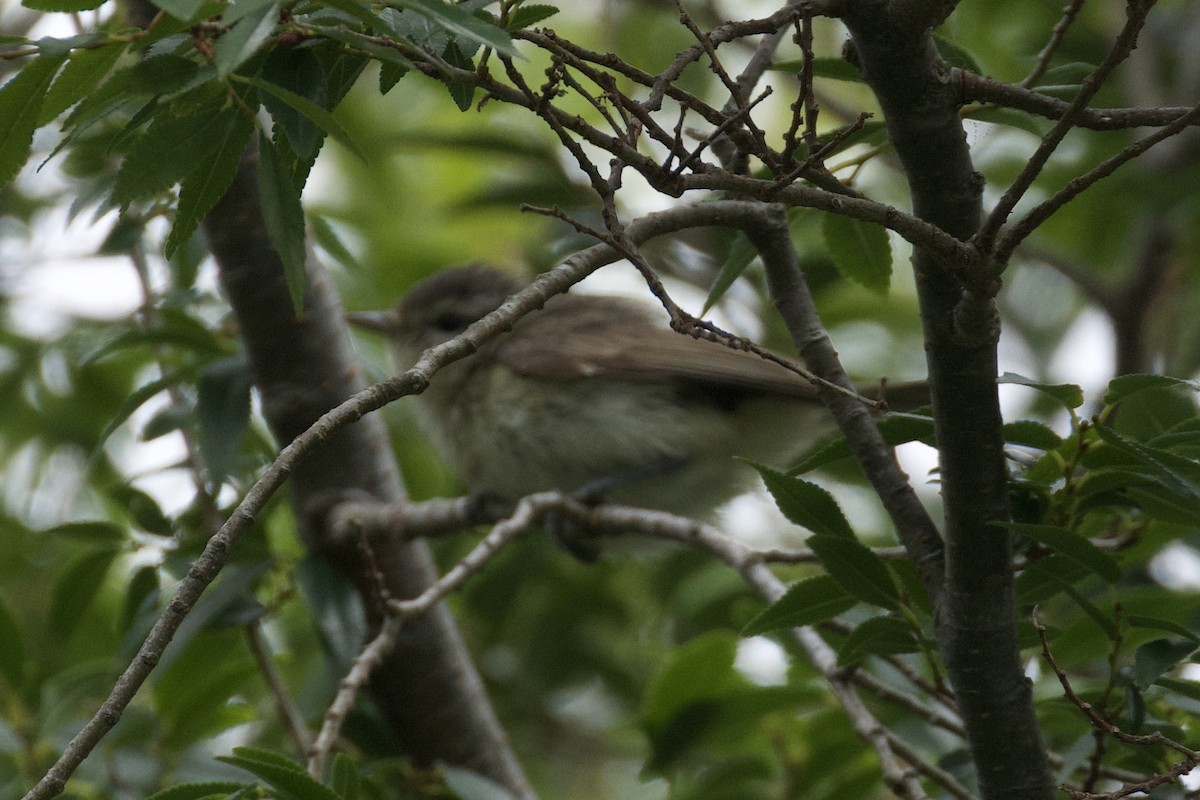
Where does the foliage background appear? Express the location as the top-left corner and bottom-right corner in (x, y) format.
(1, 1), (1199, 799)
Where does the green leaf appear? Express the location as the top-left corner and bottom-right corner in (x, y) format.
(97, 368), (192, 448)
(964, 104), (1047, 136)
(214, 1), (279, 79)
(331, 754), (361, 800)
(1103, 374), (1195, 407)
(837, 616), (920, 666)
(741, 575), (855, 636)
(23, 0), (106, 11)
(197, 357), (253, 483)
(1093, 425), (1200, 502)
(50, 550), (118, 641)
(121, 565), (160, 633)
(790, 412), (935, 474)
(442, 37), (476, 111)
(0, 595), (26, 689)
(702, 231), (757, 315)
(310, 214), (357, 269)
(39, 43), (127, 125)
(237, 75), (365, 162)
(1003, 419), (1063, 451)
(772, 57), (861, 83)
(143, 782), (248, 800)
(394, 0), (520, 58)
(752, 464), (854, 539)
(998, 372), (1084, 409)
(45, 520), (127, 548)
(822, 213), (891, 293)
(1126, 616), (1199, 643)
(1034, 62), (1095, 88)
(807, 535), (899, 610)
(932, 34), (981, 72)
(1154, 677), (1200, 703)
(0, 52), (68, 189)
(109, 484), (173, 535)
(1002, 522), (1121, 583)
(1015, 554), (1089, 604)
(642, 632), (738, 732)
(441, 766), (519, 800)
(150, 0), (208, 22)
(257, 133), (308, 314)
(1134, 639), (1199, 690)
(506, 4), (558, 30)
(165, 110), (255, 258)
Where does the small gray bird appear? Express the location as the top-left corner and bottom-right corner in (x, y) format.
(348, 264), (923, 520)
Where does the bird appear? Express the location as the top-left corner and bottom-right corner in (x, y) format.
(347, 264), (925, 522)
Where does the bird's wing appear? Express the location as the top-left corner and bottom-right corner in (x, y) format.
(495, 296), (821, 399)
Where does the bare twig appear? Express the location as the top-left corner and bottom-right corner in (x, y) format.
(1020, 0), (1088, 88)
(977, 0), (1158, 254)
(246, 622), (314, 757)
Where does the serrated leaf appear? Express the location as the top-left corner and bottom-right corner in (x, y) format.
(150, 0), (208, 22)
(1103, 374), (1195, 407)
(702, 231), (757, 315)
(38, 43), (127, 125)
(257, 133), (308, 315)
(50, 550), (118, 640)
(237, 75), (365, 162)
(506, 3), (558, 29)
(143, 782), (248, 800)
(197, 357), (252, 483)
(752, 464), (854, 538)
(165, 110), (255, 258)
(789, 412), (935, 474)
(1003, 419), (1063, 450)
(442, 766), (519, 800)
(395, 0), (519, 58)
(442, 37), (476, 111)
(807, 534), (899, 610)
(1093, 425), (1200, 501)
(1002, 522), (1120, 583)
(214, 1), (279, 79)
(741, 575), (855, 635)
(0, 52), (68, 189)
(837, 616), (919, 666)
(822, 213), (891, 293)
(998, 372), (1084, 409)
(1134, 639), (1199, 690)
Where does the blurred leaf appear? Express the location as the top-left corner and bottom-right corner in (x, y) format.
(442, 766), (519, 800)
(311, 214), (358, 269)
(96, 367), (192, 448)
(0, 595), (26, 688)
(197, 356), (253, 483)
(932, 35), (981, 72)
(790, 412), (935, 474)
(294, 557), (366, 674)
(331, 754), (361, 800)
(109, 484), (173, 535)
(49, 550), (118, 641)
(999, 372), (1084, 409)
(772, 57), (861, 82)
(807, 535), (899, 610)
(965, 105), (1047, 136)
(45, 521), (127, 548)
(1126, 616), (1199, 643)
(837, 616), (920, 666)
(257, 133), (308, 315)
(1033, 62), (1095, 88)
(642, 632), (739, 733)
(822, 214), (891, 293)
(143, 782), (247, 800)
(741, 575), (855, 636)
(160, 561), (269, 672)
(121, 565), (160, 634)
(1134, 639), (1199, 690)
(1154, 676), (1200, 703)
(1003, 523), (1120, 583)
(150, 0), (208, 22)
(0, 52), (68, 189)
(752, 465), (854, 539)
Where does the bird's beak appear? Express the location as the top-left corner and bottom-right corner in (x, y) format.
(345, 310), (397, 333)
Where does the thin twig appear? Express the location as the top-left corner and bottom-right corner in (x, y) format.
(246, 622), (314, 757)
(1020, 0), (1088, 88)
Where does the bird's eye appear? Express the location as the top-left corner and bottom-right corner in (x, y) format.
(432, 312), (468, 332)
